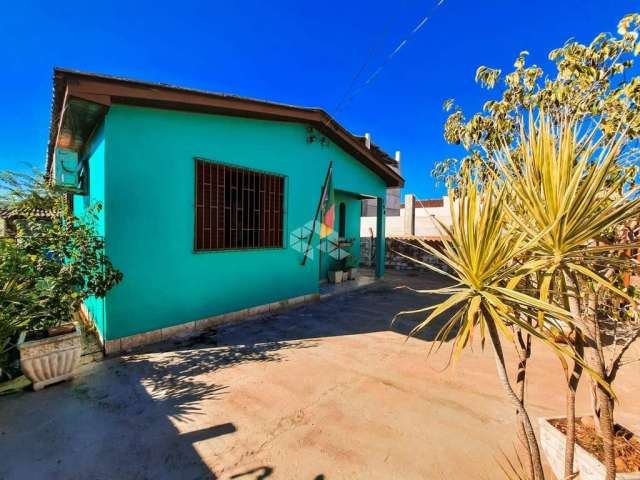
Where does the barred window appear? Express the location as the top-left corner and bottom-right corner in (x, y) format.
(195, 159), (284, 251)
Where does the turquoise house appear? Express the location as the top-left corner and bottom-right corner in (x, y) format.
(46, 69), (403, 353)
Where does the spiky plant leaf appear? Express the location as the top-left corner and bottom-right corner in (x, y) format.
(497, 113), (640, 300)
(395, 179), (596, 380)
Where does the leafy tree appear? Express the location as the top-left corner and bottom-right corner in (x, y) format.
(394, 180), (591, 480)
(434, 13), (640, 193)
(498, 113), (640, 479)
(416, 14), (640, 480)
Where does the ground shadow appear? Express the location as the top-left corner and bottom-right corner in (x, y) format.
(230, 466), (274, 479)
(125, 330), (314, 421)
(0, 327), (314, 479)
(596, 315), (640, 349)
(229, 466), (325, 479)
(215, 270), (457, 350)
(0, 270), (448, 479)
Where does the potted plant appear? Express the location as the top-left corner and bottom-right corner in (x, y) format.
(423, 14), (640, 479)
(328, 269), (344, 284)
(344, 255), (359, 280)
(17, 322), (82, 391)
(0, 276), (35, 381)
(539, 416), (640, 480)
(0, 173), (122, 390)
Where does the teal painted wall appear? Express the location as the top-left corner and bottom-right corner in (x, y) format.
(100, 105), (387, 340)
(318, 190), (363, 281)
(73, 124), (107, 338)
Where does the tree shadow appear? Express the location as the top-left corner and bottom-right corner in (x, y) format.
(0, 270), (449, 479)
(124, 329), (316, 422)
(228, 466), (325, 479)
(230, 466), (274, 479)
(214, 270), (457, 350)
(114, 270), (453, 419)
(0, 328), (316, 479)
(596, 315), (640, 349)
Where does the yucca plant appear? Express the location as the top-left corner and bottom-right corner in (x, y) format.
(393, 178), (598, 480)
(0, 274), (48, 378)
(496, 447), (537, 480)
(496, 113), (640, 480)
(425, 15), (640, 479)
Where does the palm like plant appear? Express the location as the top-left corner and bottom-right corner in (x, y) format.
(395, 180), (588, 480)
(496, 113), (640, 480)
(498, 114), (639, 304)
(0, 275), (46, 377)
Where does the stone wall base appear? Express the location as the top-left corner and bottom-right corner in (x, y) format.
(99, 292), (321, 356)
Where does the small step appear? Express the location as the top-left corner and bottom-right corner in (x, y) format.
(79, 322), (105, 365)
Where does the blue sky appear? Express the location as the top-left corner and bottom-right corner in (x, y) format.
(0, 0), (637, 198)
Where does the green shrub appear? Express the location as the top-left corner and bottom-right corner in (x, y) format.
(0, 172), (122, 378)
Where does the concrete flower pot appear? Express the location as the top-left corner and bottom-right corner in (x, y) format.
(18, 323), (82, 391)
(346, 267), (359, 280)
(539, 416), (640, 480)
(328, 270), (344, 284)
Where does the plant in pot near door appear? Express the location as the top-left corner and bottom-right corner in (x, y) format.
(0, 197), (122, 391)
(344, 255), (359, 281)
(328, 268), (344, 284)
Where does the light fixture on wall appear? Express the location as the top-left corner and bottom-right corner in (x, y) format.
(306, 126), (328, 147)
(306, 126), (317, 144)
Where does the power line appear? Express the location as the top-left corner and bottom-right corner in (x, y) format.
(334, 0), (448, 113)
(334, 14), (399, 112)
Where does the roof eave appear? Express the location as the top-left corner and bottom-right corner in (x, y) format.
(47, 69), (404, 188)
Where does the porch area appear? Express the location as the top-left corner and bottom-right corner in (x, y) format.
(2, 271), (637, 479)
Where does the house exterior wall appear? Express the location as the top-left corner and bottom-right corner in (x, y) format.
(97, 104), (386, 341)
(318, 190), (362, 281)
(73, 124), (107, 339)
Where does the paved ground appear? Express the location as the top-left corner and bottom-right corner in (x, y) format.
(1, 271), (639, 480)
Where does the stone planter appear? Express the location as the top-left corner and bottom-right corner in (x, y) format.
(328, 270), (344, 284)
(539, 416), (640, 480)
(18, 323), (82, 391)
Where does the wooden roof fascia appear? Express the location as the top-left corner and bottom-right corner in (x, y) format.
(48, 71), (404, 187)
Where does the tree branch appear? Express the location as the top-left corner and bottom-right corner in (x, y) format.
(607, 325), (640, 383)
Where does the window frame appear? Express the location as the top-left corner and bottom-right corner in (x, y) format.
(193, 157), (287, 253)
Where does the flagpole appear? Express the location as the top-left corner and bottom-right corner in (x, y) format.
(301, 161), (333, 266)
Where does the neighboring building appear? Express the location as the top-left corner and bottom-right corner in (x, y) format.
(361, 142), (401, 217)
(46, 68), (403, 353)
(360, 195), (451, 272)
(0, 208), (51, 238)
(361, 194), (452, 238)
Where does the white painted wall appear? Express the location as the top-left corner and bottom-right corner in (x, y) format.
(361, 195), (452, 238)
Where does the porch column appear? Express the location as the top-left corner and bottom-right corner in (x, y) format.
(376, 196), (385, 278)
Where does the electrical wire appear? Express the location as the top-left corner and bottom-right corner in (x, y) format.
(335, 0), (448, 113)
(334, 12), (399, 112)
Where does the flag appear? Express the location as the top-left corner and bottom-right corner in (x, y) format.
(320, 167), (334, 239)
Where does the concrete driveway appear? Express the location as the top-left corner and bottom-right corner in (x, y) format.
(1, 271), (638, 480)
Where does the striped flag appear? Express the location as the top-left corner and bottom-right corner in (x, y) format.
(319, 168), (335, 238)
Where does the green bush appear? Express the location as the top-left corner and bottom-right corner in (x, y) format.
(0, 172), (122, 378)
